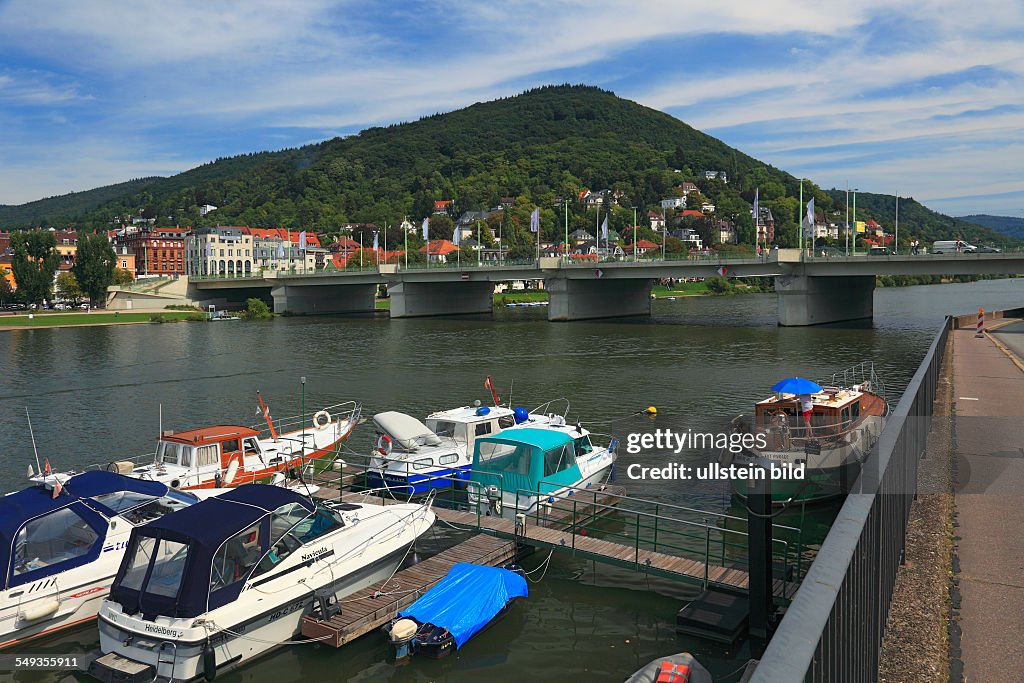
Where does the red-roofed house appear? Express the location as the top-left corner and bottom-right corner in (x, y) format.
(420, 239), (460, 263)
(625, 239), (659, 254)
(433, 200), (454, 215)
(680, 209), (705, 219)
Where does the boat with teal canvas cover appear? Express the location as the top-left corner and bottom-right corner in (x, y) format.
(467, 424), (616, 518)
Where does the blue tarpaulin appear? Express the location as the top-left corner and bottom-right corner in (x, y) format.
(399, 562), (527, 648)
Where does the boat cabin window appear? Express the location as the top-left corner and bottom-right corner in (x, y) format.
(242, 437), (260, 455)
(439, 453), (458, 465)
(146, 539), (189, 598)
(841, 407), (851, 424)
(222, 439), (240, 453)
(290, 506), (345, 544)
(93, 491), (157, 513)
(475, 422), (493, 436)
(574, 436), (593, 455)
(196, 444), (218, 467)
(252, 503), (312, 575)
(159, 442), (181, 465)
(497, 415), (515, 429)
(851, 401), (861, 418)
(412, 458), (433, 470)
(543, 444), (576, 478)
(429, 420), (457, 438)
(12, 507), (100, 577)
(477, 441), (531, 475)
(211, 524), (261, 591)
(120, 537), (156, 591)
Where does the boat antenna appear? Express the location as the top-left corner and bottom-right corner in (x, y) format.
(507, 379), (514, 409)
(26, 407), (42, 477)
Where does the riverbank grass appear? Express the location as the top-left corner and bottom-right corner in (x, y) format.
(0, 311), (198, 328)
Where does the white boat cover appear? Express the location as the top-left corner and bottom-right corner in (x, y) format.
(374, 411), (443, 450)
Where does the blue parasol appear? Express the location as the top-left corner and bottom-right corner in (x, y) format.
(771, 377), (823, 395)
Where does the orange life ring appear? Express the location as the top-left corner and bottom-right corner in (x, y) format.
(376, 434), (393, 457)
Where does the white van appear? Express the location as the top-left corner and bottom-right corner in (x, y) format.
(932, 240), (975, 254)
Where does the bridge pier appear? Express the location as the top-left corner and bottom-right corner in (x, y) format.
(775, 274), (874, 326)
(270, 283), (376, 315)
(546, 276), (653, 321)
(388, 280), (493, 318)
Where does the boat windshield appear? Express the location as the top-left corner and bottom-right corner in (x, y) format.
(573, 435), (593, 455)
(12, 507), (100, 578)
(156, 441), (192, 467)
(121, 536), (189, 599)
(92, 491), (157, 513)
(476, 441), (532, 475)
(119, 493), (196, 526)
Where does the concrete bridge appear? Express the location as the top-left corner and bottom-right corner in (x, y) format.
(179, 250), (1024, 326)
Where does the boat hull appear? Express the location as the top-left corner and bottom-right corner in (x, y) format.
(365, 465), (471, 495)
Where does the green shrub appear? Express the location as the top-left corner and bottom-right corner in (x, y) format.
(241, 298), (272, 321)
(149, 314), (165, 323)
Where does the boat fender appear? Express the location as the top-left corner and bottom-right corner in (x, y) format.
(376, 434), (393, 457)
(18, 600), (60, 622)
(313, 410), (331, 430)
(223, 460), (239, 486)
(171, 479), (181, 489)
(202, 641), (216, 682)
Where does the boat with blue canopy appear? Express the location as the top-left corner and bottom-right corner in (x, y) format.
(0, 470), (216, 649)
(468, 423), (617, 518)
(92, 484), (435, 683)
(387, 562), (527, 660)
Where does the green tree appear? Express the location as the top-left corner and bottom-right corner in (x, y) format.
(11, 230), (60, 306)
(0, 276), (15, 307)
(241, 297), (272, 320)
(56, 271), (84, 304)
(113, 267), (135, 285)
(74, 232), (116, 306)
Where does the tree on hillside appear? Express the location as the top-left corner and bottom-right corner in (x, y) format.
(56, 272), (84, 304)
(74, 232), (116, 306)
(11, 230), (60, 306)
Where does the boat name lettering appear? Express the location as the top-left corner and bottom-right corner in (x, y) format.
(301, 547), (330, 562)
(267, 602), (303, 622)
(103, 540), (129, 553)
(143, 623), (182, 638)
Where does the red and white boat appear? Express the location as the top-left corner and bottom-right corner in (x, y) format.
(33, 394), (361, 491)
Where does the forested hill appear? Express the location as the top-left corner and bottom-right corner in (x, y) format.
(0, 85), (800, 231)
(0, 84), (1009, 249)
(961, 214), (1024, 240)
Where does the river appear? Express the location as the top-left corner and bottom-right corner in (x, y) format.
(1, 278), (1021, 682)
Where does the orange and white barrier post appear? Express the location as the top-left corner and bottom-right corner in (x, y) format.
(976, 307), (985, 337)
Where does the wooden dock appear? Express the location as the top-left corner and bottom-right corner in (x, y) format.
(300, 533), (516, 647)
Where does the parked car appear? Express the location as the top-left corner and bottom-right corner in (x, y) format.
(867, 246), (892, 256)
(974, 245), (1002, 253)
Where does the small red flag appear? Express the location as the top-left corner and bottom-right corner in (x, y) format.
(44, 458), (52, 475)
(51, 478), (63, 499)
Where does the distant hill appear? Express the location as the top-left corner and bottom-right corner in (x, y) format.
(824, 192), (1012, 246)
(0, 84), (1010, 250)
(960, 214), (1024, 241)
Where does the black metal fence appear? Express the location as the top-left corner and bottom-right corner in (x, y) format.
(750, 317), (951, 682)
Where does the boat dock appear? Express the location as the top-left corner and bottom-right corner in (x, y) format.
(303, 468), (801, 648)
(300, 533), (517, 647)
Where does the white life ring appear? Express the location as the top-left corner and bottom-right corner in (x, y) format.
(313, 410), (331, 430)
(376, 434), (393, 457)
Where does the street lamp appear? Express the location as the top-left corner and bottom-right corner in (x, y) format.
(852, 189), (859, 256)
(631, 206), (638, 262)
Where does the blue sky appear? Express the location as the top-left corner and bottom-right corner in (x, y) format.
(1, 0), (1022, 217)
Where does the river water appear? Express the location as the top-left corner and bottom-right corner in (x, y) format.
(1, 279), (1021, 682)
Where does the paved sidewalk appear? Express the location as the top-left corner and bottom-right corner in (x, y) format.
(952, 324), (1024, 683)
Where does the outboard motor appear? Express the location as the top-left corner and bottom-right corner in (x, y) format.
(486, 485), (502, 517)
(389, 618), (418, 662)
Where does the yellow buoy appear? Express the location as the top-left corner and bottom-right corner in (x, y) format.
(645, 406), (657, 415)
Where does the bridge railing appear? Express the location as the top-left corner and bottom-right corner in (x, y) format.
(750, 317), (951, 682)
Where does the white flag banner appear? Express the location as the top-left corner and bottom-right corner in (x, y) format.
(601, 216), (609, 241)
(277, 243), (285, 259)
(422, 217), (429, 241)
(452, 226), (460, 246)
(372, 232), (379, 250)
(753, 188), (759, 228)
(803, 197), (816, 237)
(530, 207), (540, 233)
(299, 230), (308, 250)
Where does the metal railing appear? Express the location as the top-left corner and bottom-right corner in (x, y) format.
(751, 317), (951, 682)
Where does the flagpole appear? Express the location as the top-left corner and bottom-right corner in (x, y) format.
(404, 222), (408, 270)
(852, 189), (858, 256)
(564, 200), (569, 264)
(845, 182), (850, 256)
(535, 208), (540, 262)
(799, 179), (804, 253)
(894, 191), (899, 255)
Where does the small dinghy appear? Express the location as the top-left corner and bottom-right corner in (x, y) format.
(387, 562), (527, 660)
(623, 652), (713, 683)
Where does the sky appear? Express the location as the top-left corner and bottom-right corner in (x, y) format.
(1, 1), (1023, 218)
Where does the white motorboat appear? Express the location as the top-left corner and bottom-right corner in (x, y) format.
(91, 484), (435, 682)
(467, 423), (617, 518)
(0, 471), (222, 649)
(366, 401), (559, 495)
